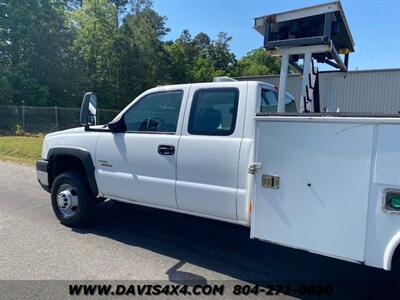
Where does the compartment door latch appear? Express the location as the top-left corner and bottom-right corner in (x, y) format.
(262, 174), (280, 189)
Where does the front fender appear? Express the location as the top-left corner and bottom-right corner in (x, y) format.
(47, 147), (98, 195)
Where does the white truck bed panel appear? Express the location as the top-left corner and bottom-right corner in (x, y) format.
(251, 118), (375, 261)
(374, 125), (400, 185)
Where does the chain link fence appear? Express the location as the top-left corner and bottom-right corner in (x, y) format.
(0, 105), (119, 135)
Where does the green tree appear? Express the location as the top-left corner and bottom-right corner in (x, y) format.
(165, 30), (237, 83)
(117, 6), (169, 106)
(233, 48), (280, 77)
(0, 0), (281, 111)
(207, 32), (236, 75)
(192, 56), (214, 82)
(164, 42), (193, 84)
(193, 32), (211, 56)
(71, 0), (117, 105)
(0, 0), (74, 106)
(164, 30), (203, 84)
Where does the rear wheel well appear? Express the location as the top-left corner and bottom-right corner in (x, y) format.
(392, 245), (400, 271)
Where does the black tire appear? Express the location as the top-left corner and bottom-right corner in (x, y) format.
(393, 254), (400, 297)
(51, 171), (96, 227)
(111, 199), (131, 207)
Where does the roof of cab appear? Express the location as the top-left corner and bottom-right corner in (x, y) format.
(152, 81), (277, 91)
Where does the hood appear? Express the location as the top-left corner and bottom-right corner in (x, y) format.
(41, 125), (106, 159)
(45, 126), (85, 138)
(45, 125), (106, 138)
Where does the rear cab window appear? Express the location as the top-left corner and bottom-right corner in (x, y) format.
(188, 88), (239, 136)
(261, 89), (297, 113)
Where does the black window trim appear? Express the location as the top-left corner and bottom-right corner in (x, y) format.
(122, 89), (184, 135)
(188, 87), (240, 136)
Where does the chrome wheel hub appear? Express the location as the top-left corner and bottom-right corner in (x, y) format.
(57, 184), (79, 218)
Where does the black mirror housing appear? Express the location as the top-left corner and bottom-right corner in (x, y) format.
(80, 92), (97, 126)
(108, 115), (127, 133)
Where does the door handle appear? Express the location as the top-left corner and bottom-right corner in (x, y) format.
(158, 144), (175, 155)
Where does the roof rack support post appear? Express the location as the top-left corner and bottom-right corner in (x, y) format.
(344, 53), (349, 69)
(300, 50), (313, 113)
(278, 53), (289, 112)
(326, 76), (334, 112)
(330, 42), (347, 72)
(323, 12), (333, 41)
(263, 20), (271, 49)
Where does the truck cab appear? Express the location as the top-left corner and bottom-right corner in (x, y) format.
(38, 81), (294, 225)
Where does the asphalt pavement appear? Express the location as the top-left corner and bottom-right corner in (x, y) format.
(0, 161), (395, 299)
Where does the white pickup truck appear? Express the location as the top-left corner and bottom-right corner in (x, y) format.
(37, 80), (400, 283)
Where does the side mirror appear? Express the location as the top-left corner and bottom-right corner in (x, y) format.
(80, 92), (97, 126)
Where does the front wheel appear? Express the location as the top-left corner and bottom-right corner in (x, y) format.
(51, 171), (96, 227)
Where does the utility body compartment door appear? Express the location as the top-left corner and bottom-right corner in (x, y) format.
(251, 118), (374, 261)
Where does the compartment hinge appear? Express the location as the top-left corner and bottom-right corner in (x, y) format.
(248, 162), (262, 175)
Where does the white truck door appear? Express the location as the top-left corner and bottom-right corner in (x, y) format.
(176, 83), (247, 220)
(251, 118), (374, 262)
(95, 88), (188, 208)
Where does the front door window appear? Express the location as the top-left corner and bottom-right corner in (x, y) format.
(124, 91), (183, 133)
